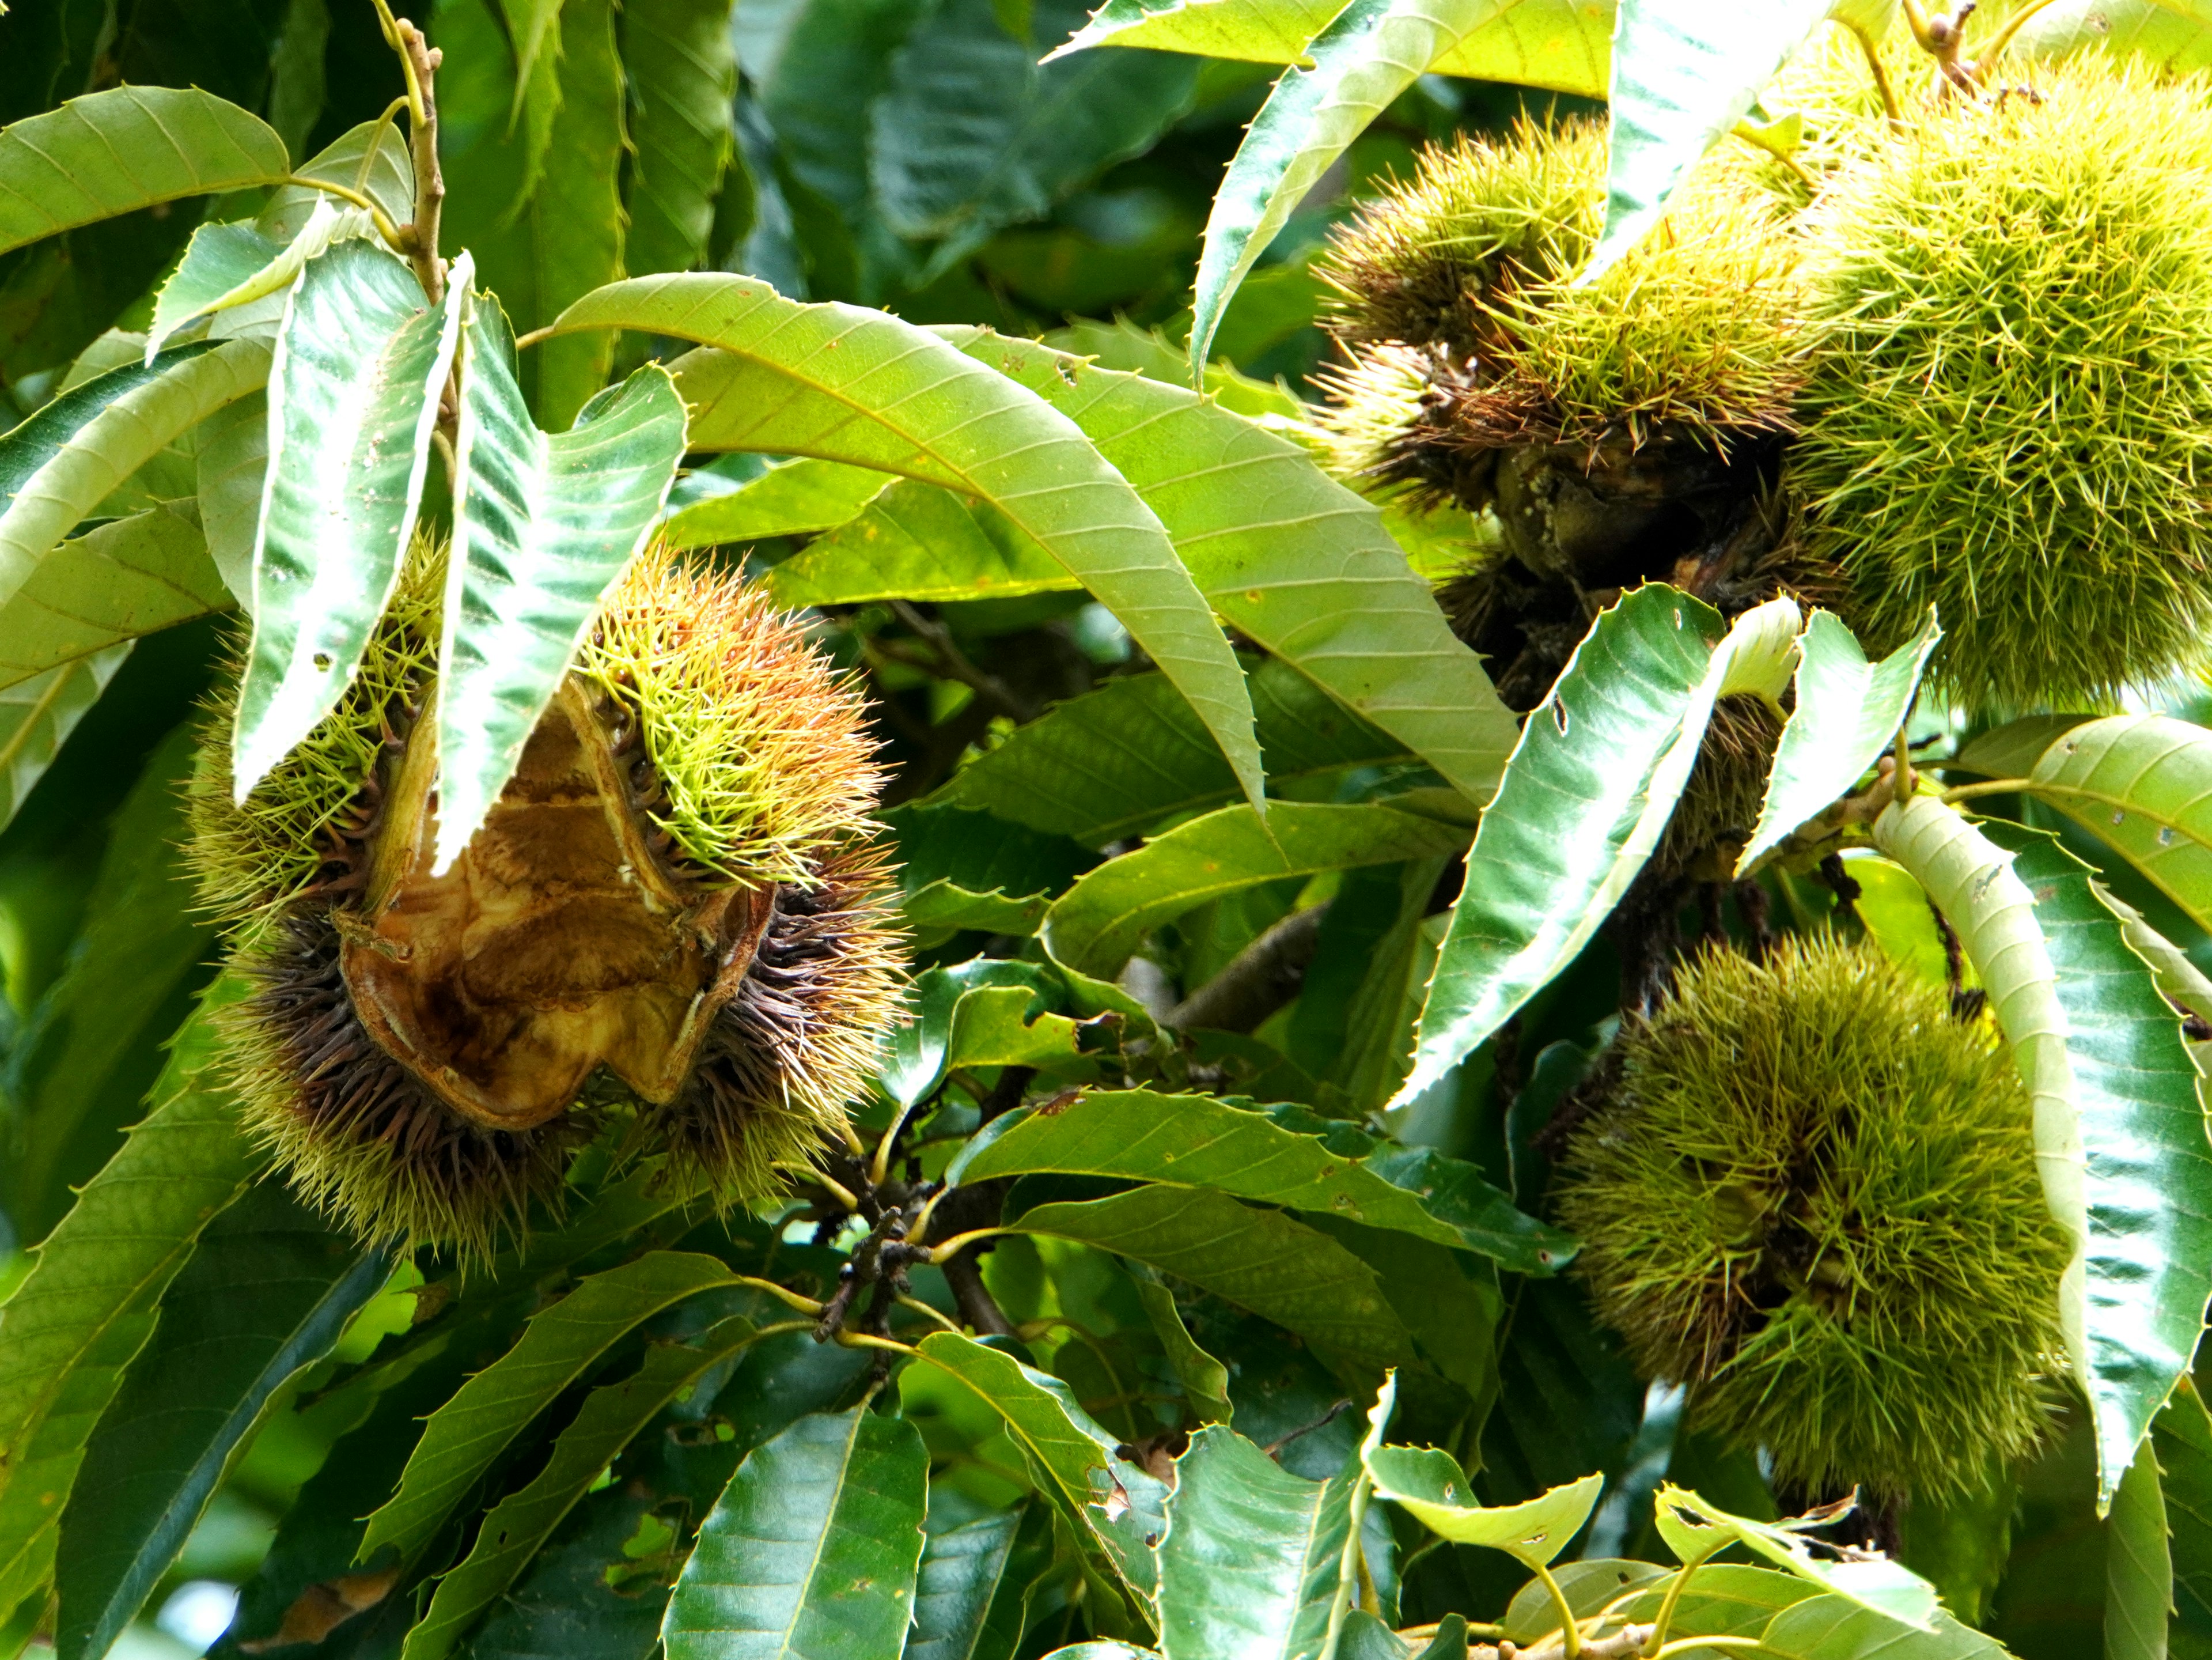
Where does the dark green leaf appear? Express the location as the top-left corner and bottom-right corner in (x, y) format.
(1041, 801), (1466, 977)
(1011, 1186), (1415, 1366)
(1128, 1265), (1233, 1425)
(956, 1088), (1567, 1271)
(54, 1188), (391, 1660)
(0, 645), (130, 834)
(662, 456), (888, 549)
(910, 1502), (1037, 1660)
(0, 88), (289, 256)
(399, 1318), (761, 1660)
(361, 1250), (747, 1564)
(0, 504), (228, 694)
(1157, 1425), (1348, 1660)
(0, 978), (262, 1620)
(661, 1406), (927, 1660)
(622, 0), (740, 279)
(2104, 1438), (2171, 1660)
(436, 294), (687, 871)
(2156, 1377), (2212, 1643)
(912, 1332), (1167, 1623)
(232, 241), (461, 796)
(560, 275), (1264, 811)
(941, 658), (1414, 849)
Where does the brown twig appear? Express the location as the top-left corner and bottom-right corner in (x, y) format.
(1167, 906), (1325, 1033)
(392, 17), (447, 304)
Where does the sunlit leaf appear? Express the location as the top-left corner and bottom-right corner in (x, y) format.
(556, 275), (1264, 811)
(662, 456), (889, 550)
(2010, 0), (2212, 70)
(231, 243), (465, 798)
(767, 482), (1071, 607)
(435, 293), (686, 872)
(1873, 799), (2212, 1505)
(1737, 609), (1938, 875)
(143, 197), (376, 360)
(1653, 1485), (1938, 1628)
(1396, 591), (1802, 1107)
(0, 87), (289, 257)
(1042, 800), (1466, 977)
(1366, 1447), (1600, 1568)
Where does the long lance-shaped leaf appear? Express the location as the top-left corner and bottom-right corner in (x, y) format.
(1188, 0), (1506, 375)
(0, 338), (270, 614)
(1589, 0), (1840, 280)
(358, 1249), (745, 1564)
(196, 392), (267, 612)
(914, 1333), (1168, 1624)
(0, 87), (290, 256)
(938, 330), (1519, 808)
(1651, 1485), (1938, 1628)
(143, 197), (376, 360)
(233, 244), (468, 799)
(952, 1087), (1571, 1270)
(548, 275), (1264, 812)
(1048, 0), (1615, 92)
(1393, 590), (1801, 1108)
(54, 1193), (393, 1660)
(2012, 0), (2212, 69)
(437, 294), (687, 873)
(0, 979), (263, 1621)
(2155, 1377), (2212, 1635)
(911, 1503), (1044, 1660)
(2105, 1439), (2172, 1660)
(622, 0), (738, 279)
(0, 505), (228, 694)
(662, 457), (891, 548)
(1041, 800), (1468, 978)
(0, 645), (130, 834)
(1157, 1427), (1349, 1660)
(1012, 1186), (1415, 1366)
(400, 1319), (760, 1660)
(1366, 1446), (1600, 1571)
(1736, 608), (1937, 876)
(661, 1407), (929, 1660)
(1872, 797), (2212, 1503)
(1964, 714), (2212, 938)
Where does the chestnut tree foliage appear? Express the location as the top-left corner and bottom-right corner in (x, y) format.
(0, 3), (2209, 1659)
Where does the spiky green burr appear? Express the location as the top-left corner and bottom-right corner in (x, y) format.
(1792, 59), (2212, 709)
(1557, 936), (2069, 1502)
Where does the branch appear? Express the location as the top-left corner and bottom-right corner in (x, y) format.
(1168, 905), (1325, 1033)
(393, 18), (447, 305)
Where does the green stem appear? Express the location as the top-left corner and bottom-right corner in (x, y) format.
(1976, 0), (2063, 78)
(281, 175), (405, 249)
(1531, 1560), (1582, 1660)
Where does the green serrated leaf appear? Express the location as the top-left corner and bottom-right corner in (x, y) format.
(2104, 1438), (2171, 1660)
(913, 1332), (1168, 1623)
(359, 1250), (745, 1565)
(1188, 0), (1506, 372)
(54, 1190), (391, 1660)
(1873, 799), (2212, 1506)
(1366, 1447), (1599, 1568)
(0, 504), (228, 693)
(1049, 0), (1613, 92)
(1652, 1485), (1938, 1628)
(1128, 1265), (1233, 1425)
(0, 645), (130, 834)
(1041, 800), (1466, 977)
(1737, 609), (1938, 875)
(1396, 591), (1801, 1107)
(1012, 1186), (1415, 1366)
(0, 87), (289, 256)
(0, 338), (268, 616)
(2011, 0), (2212, 70)
(532, 0), (628, 428)
(1756, 1591), (2013, 1659)
(622, 0), (740, 278)
(0, 977), (263, 1621)
(400, 1318), (759, 1660)
(2155, 1377), (2212, 1640)
(1588, 0), (1835, 281)
(145, 196), (376, 359)
(556, 276), (1263, 813)
(911, 1503), (1040, 1660)
(268, 118), (418, 243)
(436, 293), (687, 872)
(941, 659), (1412, 849)
(767, 481), (1072, 606)
(878, 959), (1077, 1107)
(661, 1406), (928, 1660)
(662, 456), (889, 549)
(1982, 715), (2212, 938)
(953, 1087), (1569, 1270)
(1157, 1426), (1348, 1660)
(942, 328), (1517, 810)
(1039, 319), (1305, 420)
(232, 242), (465, 798)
